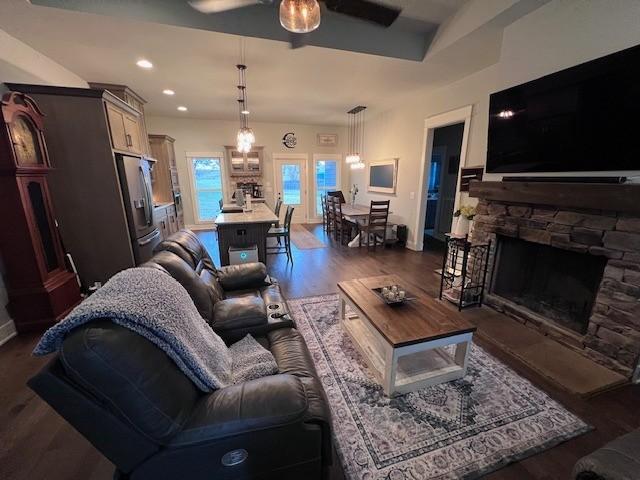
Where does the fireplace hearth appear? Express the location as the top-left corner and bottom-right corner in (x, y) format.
(469, 181), (640, 378)
(492, 236), (606, 334)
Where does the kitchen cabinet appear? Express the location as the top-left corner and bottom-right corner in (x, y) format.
(103, 93), (145, 155)
(154, 203), (179, 240)
(149, 134), (184, 229)
(225, 145), (263, 177)
(90, 83), (150, 156)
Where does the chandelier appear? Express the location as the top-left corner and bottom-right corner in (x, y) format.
(236, 63), (254, 153)
(279, 0), (321, 34)
(346, 106), (366, 170)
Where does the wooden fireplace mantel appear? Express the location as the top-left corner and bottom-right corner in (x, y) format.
(468, 181), (640, 215)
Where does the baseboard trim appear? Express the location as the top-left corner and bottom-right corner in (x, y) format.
(0, 320), (17, 347)
(186, 224), (216, 231)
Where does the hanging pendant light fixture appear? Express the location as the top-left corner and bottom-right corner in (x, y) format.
(236, 40), (255, 154)
(280, 0), (321, 34)
(346, 106), (366, 169)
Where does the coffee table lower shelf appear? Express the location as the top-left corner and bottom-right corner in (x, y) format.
(339, 293), (473, 396)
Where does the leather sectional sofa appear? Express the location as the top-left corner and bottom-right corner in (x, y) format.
(28, 230), (332, 480)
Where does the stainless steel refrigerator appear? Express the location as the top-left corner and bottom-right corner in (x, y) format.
(116, 155), (161, 264)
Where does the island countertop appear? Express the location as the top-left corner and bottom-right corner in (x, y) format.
(214, 202), (278, 225)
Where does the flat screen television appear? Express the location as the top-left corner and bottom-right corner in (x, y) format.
(486, 43), (640, 173)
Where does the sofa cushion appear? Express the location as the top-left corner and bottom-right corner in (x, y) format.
(60, 321), (200, 445)
(157, 229), (217, 274)
(217, 263), (269, 291)
(142, 251), (217, 321)
(573, 428), (640, 480)
(213, 297), (267, 330)
(268, 328), (318, 379)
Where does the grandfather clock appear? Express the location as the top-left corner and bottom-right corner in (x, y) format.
(0, 91), (80, 333)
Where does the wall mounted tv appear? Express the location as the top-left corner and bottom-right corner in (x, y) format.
(487, 43), (640, 173)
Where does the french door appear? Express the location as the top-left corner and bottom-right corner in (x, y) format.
(274, 155), (307, 224)
(188, 155), (224, 223)
(313, 154), (341, 219)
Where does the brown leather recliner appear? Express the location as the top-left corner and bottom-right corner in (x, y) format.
(28, 230), (332, 479)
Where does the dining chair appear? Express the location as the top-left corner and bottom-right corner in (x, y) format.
(332, 196), (357, 245)
(360, 200), (390, 250)
(267, 205), (294, 263)
(325, 195), (335, 236)
(272, 197), (284, 244)
(327, 190), (346, 204)
(218, 198), (224, 210)
(320, 194), (329, 232)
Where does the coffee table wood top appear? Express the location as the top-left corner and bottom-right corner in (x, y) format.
(337, 275), (476, 348)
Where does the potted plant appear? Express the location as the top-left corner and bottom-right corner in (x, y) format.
(453, 204), (476, 236)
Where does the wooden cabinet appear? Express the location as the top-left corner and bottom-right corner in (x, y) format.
(149, 134), (184, 229)
(225, 146), (263, 176)
(103, 93), (145, 155)
(90, 83), (150, 156)
(154, 203), (179, 240)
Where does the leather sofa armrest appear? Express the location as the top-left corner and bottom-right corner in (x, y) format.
(212, 297), (267, 331)
(217, 263), (270, 291)
(169, 374), (309, 446)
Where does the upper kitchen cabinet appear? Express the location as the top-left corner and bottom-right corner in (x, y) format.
(89, 83), (150, 156)
(225, 145), (263, 176)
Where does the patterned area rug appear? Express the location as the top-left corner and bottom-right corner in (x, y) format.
(289, 294), (591, 480)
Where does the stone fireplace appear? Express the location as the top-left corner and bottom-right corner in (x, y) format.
(470, 182), (640, 378)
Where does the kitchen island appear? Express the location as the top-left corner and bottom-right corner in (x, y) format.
(214, 203), (278, 265)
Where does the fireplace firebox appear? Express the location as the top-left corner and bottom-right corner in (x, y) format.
(492, 236), (607, 334)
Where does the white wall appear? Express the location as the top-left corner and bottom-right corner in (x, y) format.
(0, 29), (87, 87)
(0, 28), (88, 343)
(350, 0), (640, 249)
(146, 116), (348, 226)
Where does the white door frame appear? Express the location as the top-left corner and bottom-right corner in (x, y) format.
(413, 105), (473, 251)
(185, 151), (225, 226)
(312, 153), (342, 222)
(272, 152), (309, 223)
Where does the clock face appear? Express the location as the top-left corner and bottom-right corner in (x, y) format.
(12, 115), (44, 166)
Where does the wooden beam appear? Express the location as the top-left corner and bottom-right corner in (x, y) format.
(468, 181), (640, 215)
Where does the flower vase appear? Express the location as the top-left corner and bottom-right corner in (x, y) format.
(453, 216), (470, 236)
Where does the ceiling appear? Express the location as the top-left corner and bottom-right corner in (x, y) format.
(0, 0), (541, 125)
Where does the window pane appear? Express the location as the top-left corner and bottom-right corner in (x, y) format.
(192, 158), (223, 221)
(197, 190), (223, 221)
(315, 160), (338, 216)
(194, 158), (222, 189)
(282, 164), (301, 205)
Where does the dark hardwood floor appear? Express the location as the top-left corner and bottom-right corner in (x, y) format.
(1, 223), (638, 480)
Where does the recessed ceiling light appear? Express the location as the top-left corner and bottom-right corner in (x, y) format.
(162, 89), (175, 96)
(177, 106), (188, 112)
(136, 59), (153, 69)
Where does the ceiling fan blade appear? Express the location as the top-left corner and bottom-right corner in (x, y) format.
(189, 0), (261, 13)
(323, 0), (401, 27)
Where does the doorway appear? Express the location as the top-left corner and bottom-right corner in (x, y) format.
(187, 154), (225, 224)
(274, 155), (308, 224)
(414, 105), (472, 251)
(424, 123), (464, 244)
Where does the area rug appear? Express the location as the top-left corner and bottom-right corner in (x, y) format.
(289, 294), (591, 480)
(290, 224), (326, 249)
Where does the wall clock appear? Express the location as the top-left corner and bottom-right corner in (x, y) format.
(282, 132), (297, 149)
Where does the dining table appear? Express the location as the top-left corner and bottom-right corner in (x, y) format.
(340, 203), (393, 248)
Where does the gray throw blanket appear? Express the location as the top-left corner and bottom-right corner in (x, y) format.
(33, 267), (277, 392)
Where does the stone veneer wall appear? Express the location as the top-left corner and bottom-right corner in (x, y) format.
(472, 199), (640, 377)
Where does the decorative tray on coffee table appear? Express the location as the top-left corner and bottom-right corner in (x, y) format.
(372, 285), (415, 306)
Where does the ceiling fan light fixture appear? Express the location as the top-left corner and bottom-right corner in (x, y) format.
(280, 0), (320, 34)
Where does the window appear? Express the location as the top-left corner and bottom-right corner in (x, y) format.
(189, 156), (224, 222)
(314, 156), (339, 217)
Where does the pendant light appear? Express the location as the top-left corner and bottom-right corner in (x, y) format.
(280, 0), (321, 34)
(346, 106), (366, 170)
(236, 40), (255, 153)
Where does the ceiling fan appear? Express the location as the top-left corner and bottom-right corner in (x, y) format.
(189, 0), (402, 30)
